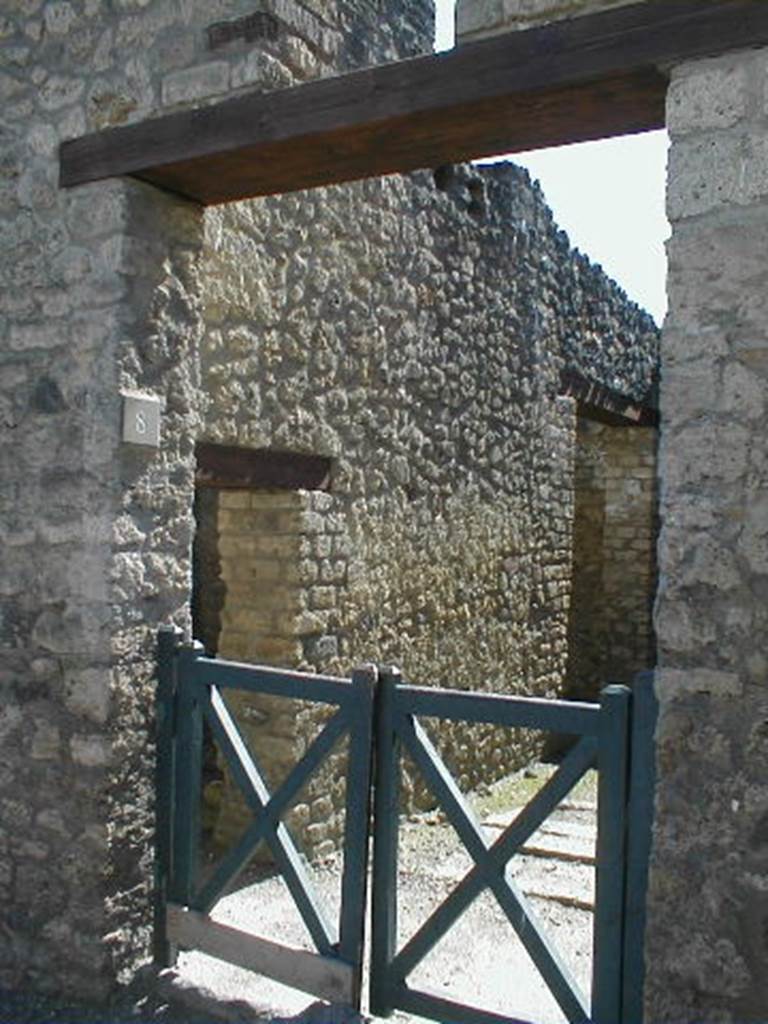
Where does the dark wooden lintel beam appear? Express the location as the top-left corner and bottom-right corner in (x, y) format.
(60, 0), (768, 206)
(195, 444), (332, 491)
(560, 370), (659, 427)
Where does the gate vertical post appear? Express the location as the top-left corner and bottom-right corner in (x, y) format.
(369, 665), (402, 1018)
(171, 640), (205, 908)
(154, 625), (182, 967)
(592, 684), (631, 1024)
(621, 671), (658, 1024)
(339, 664), (378, 1008)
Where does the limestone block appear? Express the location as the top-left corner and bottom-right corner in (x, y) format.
(218, 491), (250, 510)
(62, 669), (110, 724)
(247, 637), (303, 664)
(43, 1), (76, 35)
(69, 734), (110, 766)
(314, 535), (333, 558)
(668, 133), (768, 221)
(738, 494), (768, 576)
(306, 634), (338, 662)
(161, 61), (230, 107)
(667, 60), (747, 135)
(222, 607), (274, 634)
(656, 668), (743, 701)
(721, 361), (766, 423)
(663, 421), (750, 491)
(660, 361), (720, 426)
(230, 50), (293, 92)
(654, 586), (717, 657)
(309, 586), (336, 610)
(35, 810), (68, 835)
(30, 723), (60, 761)
(456, 0), (637, 41)
(0, 705), (22, 743)
(37, 74), (84, 110)
(455, 0), (504, 39)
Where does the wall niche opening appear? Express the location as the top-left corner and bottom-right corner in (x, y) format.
(190, 443), (337, 858)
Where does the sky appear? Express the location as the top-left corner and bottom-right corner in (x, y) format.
(434, 0), (670, 325)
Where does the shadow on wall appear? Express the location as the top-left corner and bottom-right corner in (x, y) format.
(565, 416), (659, 703)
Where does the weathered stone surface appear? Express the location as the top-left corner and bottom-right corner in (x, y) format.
(1, 0), (658, 1002)
(643, 39), (768, 1024)
(456, 0), (638, 41)
(667, 57), (748, 135)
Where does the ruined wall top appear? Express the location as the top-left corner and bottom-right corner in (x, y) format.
(1, 0), (433, 146)
(456, 0), (639, 42)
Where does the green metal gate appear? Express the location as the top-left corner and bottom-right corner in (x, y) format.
(154, 627), (656, 1023)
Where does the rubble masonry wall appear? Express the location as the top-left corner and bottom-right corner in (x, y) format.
(1, 0), (657, 997)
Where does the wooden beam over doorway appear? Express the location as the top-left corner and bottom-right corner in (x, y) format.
(60, 0), (768, 206)
(559, 370), (659, 427)
(195, 444), (332, 491)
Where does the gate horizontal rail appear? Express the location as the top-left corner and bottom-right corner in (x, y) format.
(191, 654), (358, 705)
(394, 684), (600, 734)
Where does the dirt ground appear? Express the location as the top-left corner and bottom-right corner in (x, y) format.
(1, 764), (598, 1024)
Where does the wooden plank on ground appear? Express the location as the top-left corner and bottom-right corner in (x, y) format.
(166, 904), (354, 1004)
(60, 0), (768, 205)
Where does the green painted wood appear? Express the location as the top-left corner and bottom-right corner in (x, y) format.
(369, 666), (402, 1018)
(203, 684), (336, 955)
(171, 641), (205, 907)
(153, 625), (182, 966)
(399, 716), (590, 1024)
(193, 656), (352, 705)
(399, 685), (599, 736)
(621, 672), (658, 1024)
(592, 685), (632, 1024)
(158, 648), (374, 1011)
(196, 695), (348, 912)
(338, 665), (378, 1007)
(390, 734), (597, 989)
(158, 647), (641, 1022)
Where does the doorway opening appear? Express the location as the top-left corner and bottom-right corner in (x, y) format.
(190, 443), (336, 855)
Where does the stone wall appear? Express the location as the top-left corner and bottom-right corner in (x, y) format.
(0, 29), (206, 987)
(646, 48), (768, 1022)
(0, 0), (427, 999)
(566, 418), (657, 701)
(458, 0), (768, 1019)
(198, 154), (657, 850)
(0, 0), (659, 1001)
(457, 0), (638, 41)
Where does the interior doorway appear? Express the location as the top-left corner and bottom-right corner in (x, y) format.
(566, 416), (659, 702)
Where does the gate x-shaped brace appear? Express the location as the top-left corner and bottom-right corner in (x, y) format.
(389, 716), (596, 1024)
(202, 681), (598, 1023)
(158, 637), (650, 1024)
(196, 685), (344, 954)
